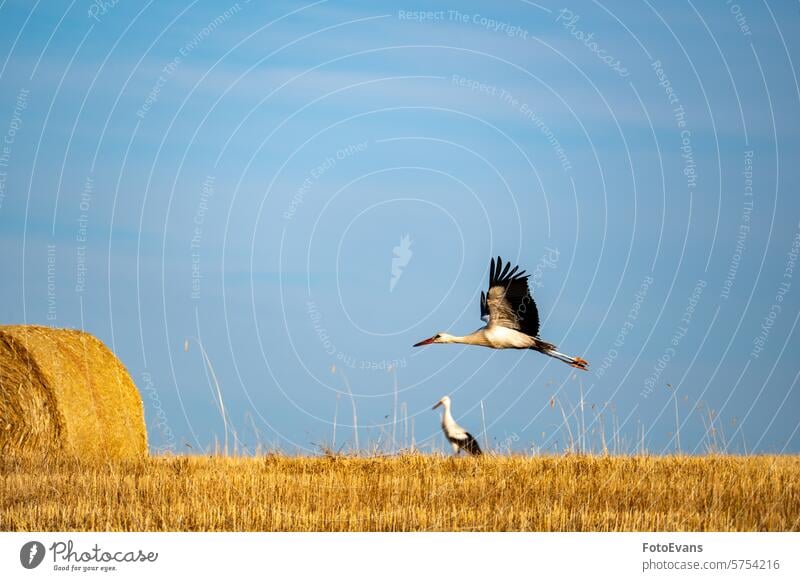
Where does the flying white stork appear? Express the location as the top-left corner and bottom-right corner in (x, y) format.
(414, 256), (588, 370)
(432, 396), (482, 456)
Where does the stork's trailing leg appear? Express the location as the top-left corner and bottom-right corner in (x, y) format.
(533, 343), (589, 370)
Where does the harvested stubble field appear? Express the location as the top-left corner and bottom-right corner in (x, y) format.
(1, 454), (798, 531)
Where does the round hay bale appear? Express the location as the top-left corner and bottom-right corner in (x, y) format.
(0, 325), (147, 459)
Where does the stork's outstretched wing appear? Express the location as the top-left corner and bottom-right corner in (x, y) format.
(485, 256), (540, 337)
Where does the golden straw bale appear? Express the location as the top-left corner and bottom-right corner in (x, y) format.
(0, 325), (147, 459)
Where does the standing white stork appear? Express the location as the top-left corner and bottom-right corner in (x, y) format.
(432, 396), (482, 456)
(414, 256), (588, 369)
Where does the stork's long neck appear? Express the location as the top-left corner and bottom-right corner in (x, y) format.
(440, 402), (456, 429)
(441, 328), (491, 347)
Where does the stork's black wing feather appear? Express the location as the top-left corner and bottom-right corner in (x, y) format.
(461, 432), (482, 456)
(480, 291), (489, 322)
(485, 256), (540, 337)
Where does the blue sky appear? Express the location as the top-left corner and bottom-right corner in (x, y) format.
(1, 0), (799, 454)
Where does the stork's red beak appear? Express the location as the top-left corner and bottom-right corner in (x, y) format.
(413, 336), (436, 347)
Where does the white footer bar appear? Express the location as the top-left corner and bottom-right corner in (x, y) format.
(1, 533), (797, 580)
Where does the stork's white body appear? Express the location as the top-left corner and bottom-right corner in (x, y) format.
(433, 326), (578, 365)
(459, 325), (535, 349)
